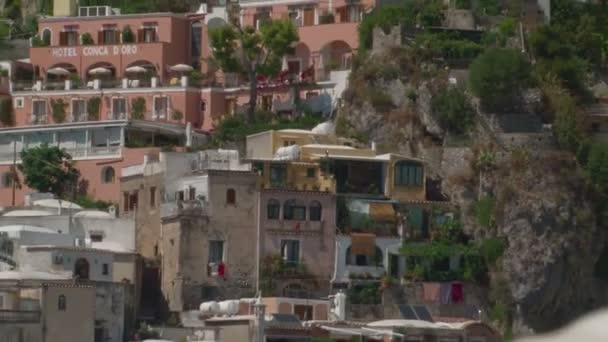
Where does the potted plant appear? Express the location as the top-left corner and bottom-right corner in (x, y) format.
(381, 275), (393, 289)
(122, 26), (135, 43)
(81, 33), (94, 45)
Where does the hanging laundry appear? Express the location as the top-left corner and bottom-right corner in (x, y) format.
(422, 282), (441, 303)
(440, 282), (452, 304)
(218, 261), (226, 279)
(451, 282), (464, 303)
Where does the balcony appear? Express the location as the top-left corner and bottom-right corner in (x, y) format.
(11, 75), (194, 93)
(265, 219), (325, 236)
(29, 114), (48, 125)
(0, 310), (41, 323)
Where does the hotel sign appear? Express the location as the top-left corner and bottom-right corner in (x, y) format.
(51, 45), (139, 58)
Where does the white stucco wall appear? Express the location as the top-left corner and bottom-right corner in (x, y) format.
(333, 235), (404, 283)
(18, 248), (114, 282)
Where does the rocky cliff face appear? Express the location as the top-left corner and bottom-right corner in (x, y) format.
(338, 49), (608, 334)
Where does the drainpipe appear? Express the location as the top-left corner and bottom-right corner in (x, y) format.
(329, 239), (340, 285)
(255, 190), (261, 293)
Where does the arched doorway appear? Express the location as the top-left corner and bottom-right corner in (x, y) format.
(46, 63), (77, 86)
(74, 258), (90, 279)
(86, 62), (117, 87)
(125, 60), (157, 86)
(319, 40), (352, 78)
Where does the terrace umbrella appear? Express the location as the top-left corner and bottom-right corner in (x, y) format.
(88, 67), (111, 76)
(125, 65), (147, 74)
(47, 67), (70, 76)
(169, 64), (194, 73)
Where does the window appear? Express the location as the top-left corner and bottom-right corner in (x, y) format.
(346, 246), (383, 266)
(281, 240), (300, 264)
(41, 29), (51, 45)
(176, 190), (185, 201)
(102, 29), (117, 44)
(14, 97), (24, 108)
(191, 22), (202, 59)
(153, 96), (168, 119)
(208, 240), (224, 263)
(101, 167), (115, 184)
(309, 201), (322, 221)
(394, 161), (423, 186)
(254, 10), (271, 29)
(71, 99), (86, 122)
(129, 192), (138, 211)
(267, 199), (280, 219)
(270, 165), (287, 187)
(58, 295), (66, 311)
(59, 30), (79, 46)
(1, 172), (13, 188)
(90, 233), (103, 242)
(283, 199), (306, 221)
(226, 188), (236, 204)
(306, 168), (316, 178)
(189, 187), (196, 200)
(112, 98), (126, 119)
(102, 263), (109, 275)
(150, 187), (157, 207)
(33, 100), (47, 116)
(123, 192), (129, 212)
(144, 28), (156, 43)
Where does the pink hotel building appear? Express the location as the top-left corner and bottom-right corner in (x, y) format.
(0, 0), (375, 206)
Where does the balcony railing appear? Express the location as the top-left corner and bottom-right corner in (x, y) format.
(30, 114), (48, 125)
(0, 310), (41, 323)
(12, 76), (193, 93)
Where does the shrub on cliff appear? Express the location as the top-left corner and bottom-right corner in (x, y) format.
(469, 48), (531, 111)
(431, 86), (475, 134)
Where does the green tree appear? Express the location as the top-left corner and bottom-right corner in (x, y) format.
(19, 144), (80, 197)
(586, 143), (608, 192)
(431, 86), (475, 134)
(529, 25), (589, 97)
(468, 48), (531, 111)
(209, 17), (298, 124)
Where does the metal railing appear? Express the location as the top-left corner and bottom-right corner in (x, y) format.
(0, 310), (41, 323)
(29, 114), (48, 125)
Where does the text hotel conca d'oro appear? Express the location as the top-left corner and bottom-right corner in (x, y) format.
(51, 45), (139, 58)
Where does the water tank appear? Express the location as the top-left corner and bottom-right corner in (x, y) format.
(218, 300), (239, 316)
(200, 301), (220, 315)
(333, 291), (346, 321)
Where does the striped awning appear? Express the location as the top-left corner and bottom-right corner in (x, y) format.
(351, 233), (376, 256)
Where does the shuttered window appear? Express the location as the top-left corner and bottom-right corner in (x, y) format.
(394, 161), (423, 187)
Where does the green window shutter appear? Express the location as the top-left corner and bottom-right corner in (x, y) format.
(416, 166), (423, 186)
(408, 207), (424, 231)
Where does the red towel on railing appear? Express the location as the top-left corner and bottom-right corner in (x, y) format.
(451, 282), (463, 303)
(218, 262), (225, 278)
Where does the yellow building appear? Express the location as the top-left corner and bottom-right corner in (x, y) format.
(246, 129), (426, 203)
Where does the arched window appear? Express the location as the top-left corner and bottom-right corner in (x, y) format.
(42, 29), (51, 46)
(345, 246), (383, 267)
(101, 167), (115, 184)
(394, 161), (423, 187)
(74, 258), (90, 280)
(58, 295), (66, 311)
(226, 188), (236, 204)
(309, 201), (322, 221)
(267, 199), (280, 219)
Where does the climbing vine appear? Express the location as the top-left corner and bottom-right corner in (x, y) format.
(51, 99), (67, 123)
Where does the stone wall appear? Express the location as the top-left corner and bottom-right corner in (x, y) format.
(372, 25), (402, 55)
